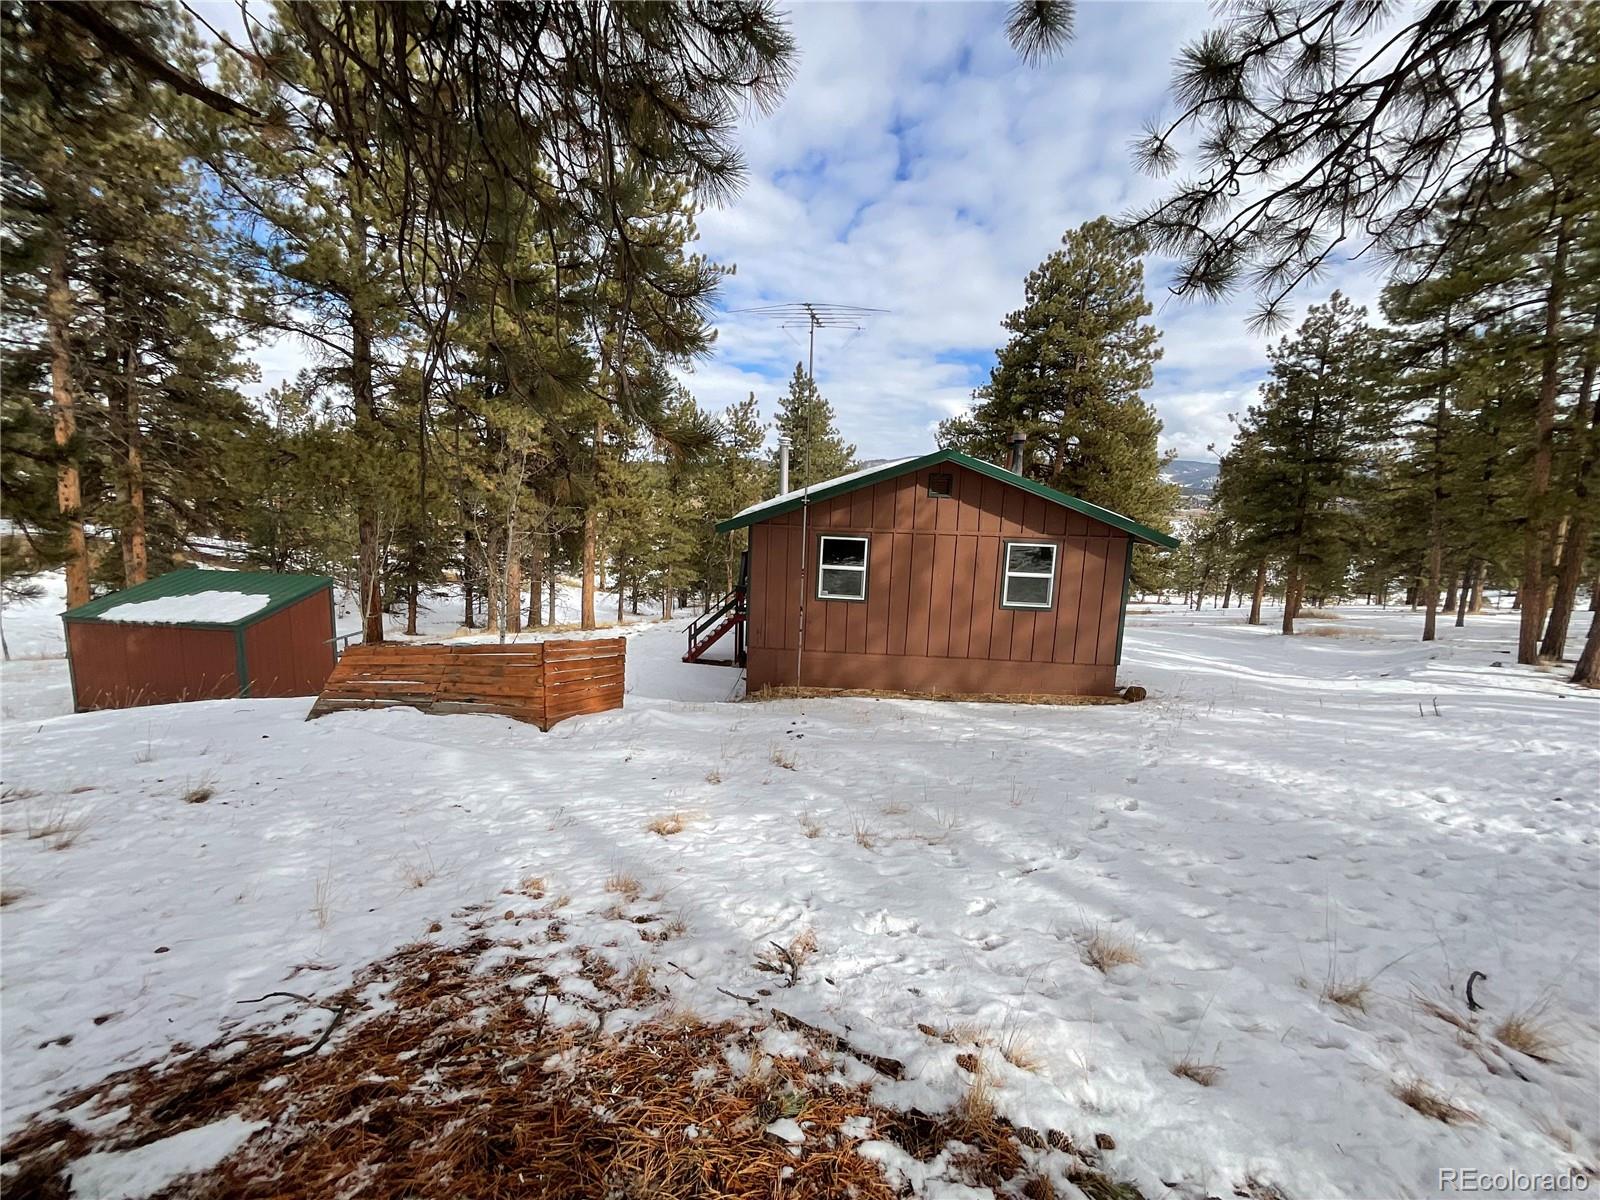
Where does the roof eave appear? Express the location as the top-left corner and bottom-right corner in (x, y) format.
(715, 449), (1179, 548)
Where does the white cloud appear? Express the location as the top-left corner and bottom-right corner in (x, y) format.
(223, 3), (1379, 463)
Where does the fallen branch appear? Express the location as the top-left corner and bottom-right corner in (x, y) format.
(771, 1009), (905, 1080)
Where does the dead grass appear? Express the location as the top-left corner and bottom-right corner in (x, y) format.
(1078, 925), (1140, 974)
(1, 886), (24, 907)
(1170, 1057), (1224, 1087)
(646, 811), (691, 837)
(1320, 975), (1372, 1012)
(768, 744), (798, 770)
(0, 933), (1146, 1200)
(1493, 1005), (1561, 1062)
(25, 804), (89, 851)
(704, 768), (722, 785)
(755, 928), (817, 986)
(750, 685), (1130, 706)
(310, 872), (334, 929)
(180, 773), (217, 805)
(852, 815), (879, 851)
(1299, 607), (1342, 619)
(395, 848), (438, 890)
(997, 1022), (1042, 1073)
(1302, 625), (1356, 638)
(605, 870), (643, 903)
(798, 811), (824, 839)
(879, 800), (910, 816)
(1391, 1076), (1477, 1124)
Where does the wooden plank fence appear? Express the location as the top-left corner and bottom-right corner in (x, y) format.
(306, 637), (625, 730)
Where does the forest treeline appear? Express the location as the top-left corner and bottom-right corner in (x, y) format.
(1, 2), (1596, 681)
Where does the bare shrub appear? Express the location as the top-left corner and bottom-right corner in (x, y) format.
(768, 745), (798, 771)
(1391, 1076), (1476, 1124)
(879, 800), (910, 816)
(1078, 924), (1139, 974)
(605, 871), (643, 903)
(1170, 1057), (1224, 1086)
(1494, 1006), (1561, 1062)
(798, 812), (824, 839)
(704, 769), (722, 785)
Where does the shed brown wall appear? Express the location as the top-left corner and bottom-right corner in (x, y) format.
(744, 462), (1129, 696)
(242, 589), (337, 697)
(66, 622), (240, 711)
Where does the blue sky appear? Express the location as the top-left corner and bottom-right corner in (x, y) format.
(676, 2), (1383, 462)
(236, 2), (1382, 460)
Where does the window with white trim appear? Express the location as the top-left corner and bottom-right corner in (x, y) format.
(1001, 542), (1057, 609)
(817, 535), (869, 601)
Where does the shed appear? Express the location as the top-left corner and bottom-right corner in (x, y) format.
(61, 570), (337, 712)
(707, 449), (1178, 698)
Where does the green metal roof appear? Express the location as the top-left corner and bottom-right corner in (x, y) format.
(61, 569), (334, 628)
(714, 449), (1180, 548)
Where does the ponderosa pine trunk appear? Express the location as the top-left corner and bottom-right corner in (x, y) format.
(1442, 570), (1459, 615)
(406, 584), (419, 636)
(1455, 562), (1475, 628)
(1281, 562), (1301, 635)
(351, 302), (384, 644)
(1518, 211), (1573, 664)
(616, 573), (625, 623)
(528, 536), (544, 627)
(506, 558), (522, 635)
(1249, 561), (1266, 625)
(104, 264), (148, 587)
(1539, 313), (1599, 659)
(1571, 608), (1600, 686)
(580, 508), (597, 630)
(47, 240), (90, 608)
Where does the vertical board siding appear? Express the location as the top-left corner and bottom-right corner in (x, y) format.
(738, 461), (1136, 695)
(67, 623), (239, 711)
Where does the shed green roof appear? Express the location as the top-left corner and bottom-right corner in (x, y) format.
(62, 569), (333, 627)
(714, 449), (1180, 548)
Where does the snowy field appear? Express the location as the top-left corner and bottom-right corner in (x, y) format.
(1, 582), (1597, 1198)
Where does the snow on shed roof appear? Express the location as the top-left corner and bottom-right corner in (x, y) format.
(62, 570), (333, 627)
(715, 449), (1180, 548)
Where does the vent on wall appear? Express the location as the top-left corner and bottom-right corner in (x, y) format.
(927, 472), (953, 498)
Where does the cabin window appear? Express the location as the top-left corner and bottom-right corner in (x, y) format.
(1001, 542), (1057, 609)
(817, 535), (869, 601)
(927, 472), (953, 498)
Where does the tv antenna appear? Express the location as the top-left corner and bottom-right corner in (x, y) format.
(729, 301), (887, 688)
(731, 301), (887, 382)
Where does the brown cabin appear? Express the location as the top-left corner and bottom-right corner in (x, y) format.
(693, 449), (1178, 698)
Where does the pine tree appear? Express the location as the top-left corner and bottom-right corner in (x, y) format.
(1217, 294), (1387, 633)
(938, 217), (1178, 583)
(772, 364), (853, 489)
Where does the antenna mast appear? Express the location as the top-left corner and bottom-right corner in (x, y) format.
(731, 302), (886, 687)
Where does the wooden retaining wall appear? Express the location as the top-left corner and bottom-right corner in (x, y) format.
(306, 637), (625, 730)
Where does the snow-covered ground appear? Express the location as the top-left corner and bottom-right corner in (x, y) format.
(1, 588), (1596, 1198)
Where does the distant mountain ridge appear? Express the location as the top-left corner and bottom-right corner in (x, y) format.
(1162, 458), (1219, 500)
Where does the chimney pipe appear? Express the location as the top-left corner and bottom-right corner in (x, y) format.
(1007, 431), (1026, 474)
(778, 435), (791, 495)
